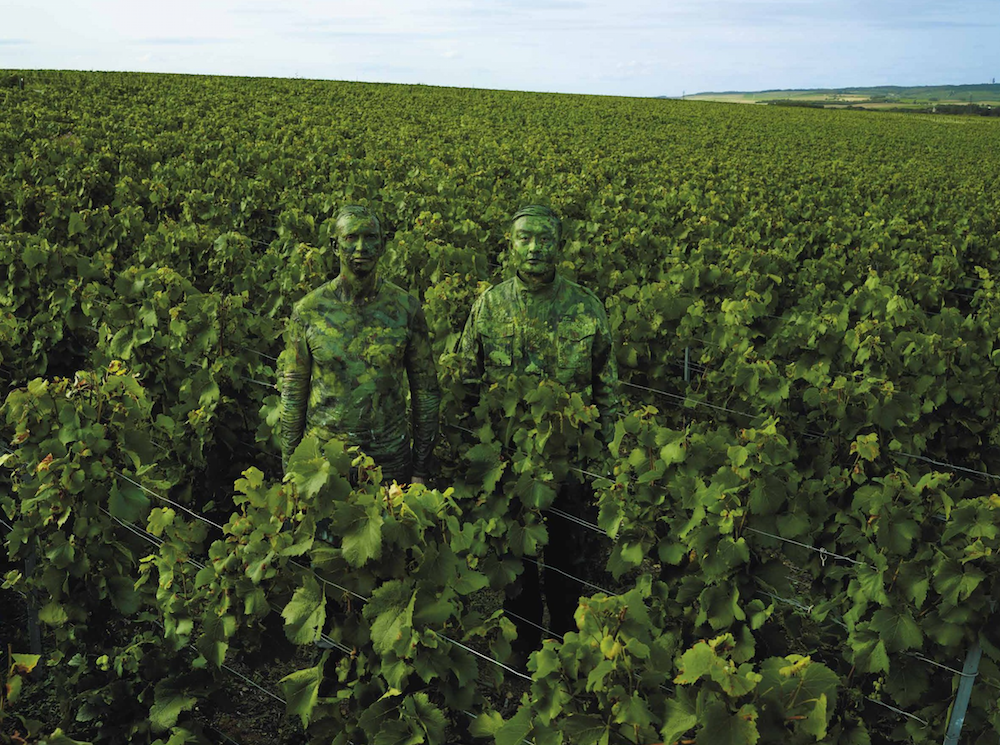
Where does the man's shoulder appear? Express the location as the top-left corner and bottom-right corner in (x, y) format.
(557, 275), (606, 315)
(479, 278), (515, 300)
(379, 280), (423, 314)
(381, 278), (415, 299)
(291, 281), (337, 318)
(472, 279), (516, 315)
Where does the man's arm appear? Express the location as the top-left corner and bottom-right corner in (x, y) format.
(280, 312), (311, 470)
(406, 305), (442, 481)
(591, 307), (620, 448)
(454, 293), (486, 386)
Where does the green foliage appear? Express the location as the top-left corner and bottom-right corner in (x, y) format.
(2, 69), (1000, 744)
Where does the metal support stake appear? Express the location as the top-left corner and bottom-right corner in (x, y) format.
(25, 548), (42, 656)
(684, 346), (691, 383)
(943, 638), (982, 745)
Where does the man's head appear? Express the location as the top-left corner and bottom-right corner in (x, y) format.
(509, 204), (561, 284)
(334, 205), (385, 279)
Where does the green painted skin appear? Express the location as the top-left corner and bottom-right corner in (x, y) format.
(281, 276), (441, 481)
(281, 211), (441, 482)
(457, 212), (619, 445)
(457, 272), (620, 445)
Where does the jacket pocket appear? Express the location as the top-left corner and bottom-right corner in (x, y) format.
(557, 318), (596, 381)
(483, 323), (515, 371)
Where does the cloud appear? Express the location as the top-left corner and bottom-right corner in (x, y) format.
(466, 0), (590, 10)
(356, 62), (420, 76)
(1, 0), (995, 98)
(874, 18), (999, 30)
(578, 0), (996, 34)
(293, 29), (448, 39)
(136, 37), (236, 45)
(227, 5), (291, 14)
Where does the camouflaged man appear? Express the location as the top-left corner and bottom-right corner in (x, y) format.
(456, 204), (619, 657)
(280, 205), (441, 485)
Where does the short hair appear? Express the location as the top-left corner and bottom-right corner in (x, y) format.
(334, 205), (382, 240)
(510, 204), (561, 243)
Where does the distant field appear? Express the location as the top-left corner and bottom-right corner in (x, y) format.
(687, 83), (1000, 109)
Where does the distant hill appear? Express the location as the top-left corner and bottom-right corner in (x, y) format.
(684, 83), (1000, 109)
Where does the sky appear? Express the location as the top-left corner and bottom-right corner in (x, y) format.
(1, 0), (997, 97)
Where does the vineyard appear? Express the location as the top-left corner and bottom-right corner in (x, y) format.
(2, 69), (1000, 744)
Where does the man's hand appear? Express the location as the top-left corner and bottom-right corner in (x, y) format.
(411, 476), (426, 486)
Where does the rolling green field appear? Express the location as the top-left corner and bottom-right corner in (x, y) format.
(687, 82), (1000, 109)
(2, 70), (1000, 745)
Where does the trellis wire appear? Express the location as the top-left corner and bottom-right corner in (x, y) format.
(110, 504), (515, 726)
(221, 662), (288, 706)
(236, 344), (278, 362)
(238, 438), (282, 463)
(239, 375), (277, 390)
(26, 331), (999, 491)
(314, 633), (354, 656)
(865, 695), (930, 727)
(245, 336), (992, 490)
(100, 507), (205, 571)
(622, 378), (829, 440)
(754, 540), (992, 738)
(743, 527), (869, 567)
(523, 556), (618, 597)
(757, 590), (818, 617)
(907, 652), (981, 681)
(114, 521), (356, 657)
(154, 618), (292, 708)
(6, 357), (998, 736)
(748, 590), (941, 725)
(894, 451), (999, 481)
(680, 330), (984, 396)
(624, 375), (1000, 484)
(100, 477), (531, 686)
(667, 357), (710, 378)
(765, 589), (990, 688)
(621, 380), (760, 420)
(288, 559), (370, 603)
(443, 422), (610, 536)
(113, 512), (355, 660)
(504, 609), (564, 641)
(444, 422), (610, 484)
(434, 632), (532, 682)
(546, 506), (607, 536)
(203, 722), (246, 745)
(114, 470), (227, 532)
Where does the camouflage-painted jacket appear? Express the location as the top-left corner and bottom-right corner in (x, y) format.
(456, 273), (619, 444)
(280, 275), (441, 481)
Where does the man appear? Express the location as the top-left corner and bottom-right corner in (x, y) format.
(280, 205), (440, 486)
(456, 204), (619, 657)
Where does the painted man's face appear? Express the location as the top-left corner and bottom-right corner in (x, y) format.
(510, 215), (559, 282)
(335, 214), (384, 278)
